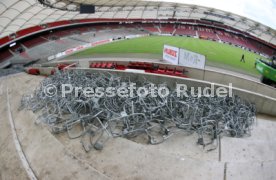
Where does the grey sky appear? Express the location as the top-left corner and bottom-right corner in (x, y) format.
(156, 0), (276, 29)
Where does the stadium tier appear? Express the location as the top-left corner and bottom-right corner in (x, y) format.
(0, 21), (275, 64)
(175, 25), (197, 36)
(197, 27), (219, 40)
(21, 37), (48, 48)
(141, 23), (160, 33)
(0, 50), (12, 63)
(160, 24), (175, 34)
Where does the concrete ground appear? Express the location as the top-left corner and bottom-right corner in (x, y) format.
(0, 73), (276, 180)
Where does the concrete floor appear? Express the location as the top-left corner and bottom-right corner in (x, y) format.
(0, 73), (276, 180)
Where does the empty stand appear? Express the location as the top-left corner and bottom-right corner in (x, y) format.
(0, 50), (12, 63)
(1, 22), (275, 65)
(175, 25), (197, 36)
(160, 24), (175, 34)
(22, 37), (48, 48)
(197, 27), (218, 40)
(142, 23), (160, 33)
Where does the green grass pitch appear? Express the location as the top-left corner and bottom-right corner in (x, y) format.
(71, 36), (267, 76)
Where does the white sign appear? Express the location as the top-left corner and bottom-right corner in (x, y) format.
(163, 45), (179, 65)
(179, 49), (206, 69)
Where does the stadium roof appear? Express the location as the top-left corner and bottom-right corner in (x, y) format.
(0, 0), (275, 45)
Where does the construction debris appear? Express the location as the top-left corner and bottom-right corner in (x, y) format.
(20, 70), (256, 152)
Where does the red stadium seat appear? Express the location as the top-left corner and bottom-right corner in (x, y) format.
(106, 62), (114, 69)
(116, 64), (126, 70)
(157, 68), (166, 74)
(101, 62), (107, 68)
(95, 63), (102, 68)
(28, 68), (40, 75)
(174, 70), (183, 76)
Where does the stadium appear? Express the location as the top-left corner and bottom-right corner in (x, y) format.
(0, 0), (276, 179)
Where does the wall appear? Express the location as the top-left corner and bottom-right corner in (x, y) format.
(27, 66), (276, 116)
(79, 68), (276, 116)
(44, 59), (276, 99)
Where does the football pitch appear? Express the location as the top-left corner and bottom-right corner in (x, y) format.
(71, 36), (267, 76)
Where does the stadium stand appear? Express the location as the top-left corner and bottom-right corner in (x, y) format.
(28, 39), (82, 58)
(72, 27), (90, 34)
(0, 21), (275, 65)
(216, 31), (234, 43)
(142, 23), (160, 33)
(22, 37), (48, 49)
(4, 27), (146, 63)
(175, 25), (197, 37)
(69, 33), (96, 43)
(9, 44), (25, 54)
(0, 50), (13, 63)
(43, 30), (73, 40)
(160, 24), (175, 34)
(197, 27), (219, 40)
